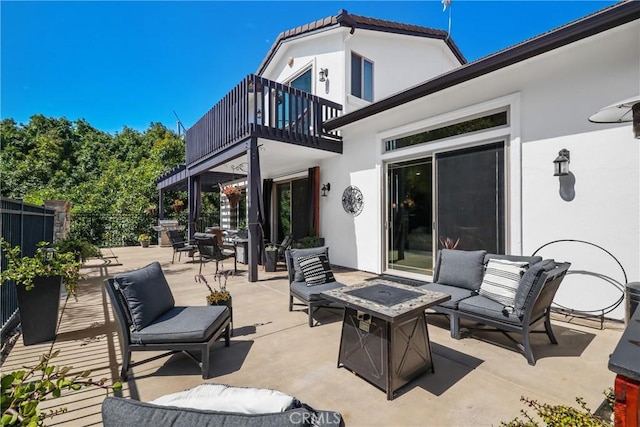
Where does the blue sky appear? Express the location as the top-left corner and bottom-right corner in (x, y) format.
(1, 1), (616, 134)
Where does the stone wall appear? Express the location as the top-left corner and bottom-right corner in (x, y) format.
(44, 200), (71, 243)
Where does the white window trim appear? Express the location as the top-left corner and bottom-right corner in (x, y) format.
(376, 93), (522, 270)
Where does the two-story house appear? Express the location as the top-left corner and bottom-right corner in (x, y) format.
(157, 3), (640, 320)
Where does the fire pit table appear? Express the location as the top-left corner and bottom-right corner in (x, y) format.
(322, 280), (450, 400)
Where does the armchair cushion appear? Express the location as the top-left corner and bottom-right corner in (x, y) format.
(479, 259), (529, 310)
(290, 280), (345, 301)
(289, 247), (329, 282)
(419, 283), (476, 309)
(150, 384), (296, 414)
(458, 295), (521, 324)
(514, 259), (556, 317)
(131, 306), (229, 344)
(114, 262), (175, 330)
(436, 249), (487, 291)
(298, 254), (335, 286)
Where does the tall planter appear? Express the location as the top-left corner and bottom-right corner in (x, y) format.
(16, 276), (62, 345)
(265, 250), (278, 272)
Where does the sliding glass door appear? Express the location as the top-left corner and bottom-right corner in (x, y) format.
(386, 142), (506, 277)
(436, 143), (505, 254)
(387, 159), (434, 275)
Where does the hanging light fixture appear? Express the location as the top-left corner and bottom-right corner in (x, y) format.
(553, 149), (570, 177)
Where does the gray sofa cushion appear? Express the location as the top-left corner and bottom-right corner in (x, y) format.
(419, 283), (476, 309)
(514, 259), (556, 317)
(290, 280), (345, 301)
(114, 262), (175, 330)
(102, 397), (344, 427)
(458, 295), (521, 324)
(485, 253), (542, 265)
(290, 247), (329, 282)
(436, 249), (487, 291)
(131, 306), (229, 344)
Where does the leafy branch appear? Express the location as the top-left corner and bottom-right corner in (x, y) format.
(1, 350), (122, 426)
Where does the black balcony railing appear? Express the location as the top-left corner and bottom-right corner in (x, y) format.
(186, 74), (343, 166)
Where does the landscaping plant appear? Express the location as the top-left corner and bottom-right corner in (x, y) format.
(0, 240), (81, 297)
(1, 351), (122, 426)
(501, 391), (614, 427)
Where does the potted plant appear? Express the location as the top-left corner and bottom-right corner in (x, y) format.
(299, 236), (325, 248)
(221, 186), (242, 208)
(195, 271), (233, 335)
(138, 233), (151, 248)
(0, 239), (81, 345)
(172, 199), (184, 213)
(264, 244), (278, 272)
(1, 349), (122, 426)
(54, 237), (100, 263)
(146, 203), (157, 216)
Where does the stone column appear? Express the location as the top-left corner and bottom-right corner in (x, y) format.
(44, 200), (71, 243)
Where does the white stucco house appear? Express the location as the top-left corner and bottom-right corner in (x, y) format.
(157, 2), (639, 320)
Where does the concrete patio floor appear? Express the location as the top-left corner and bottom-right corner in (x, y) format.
(2, 245), (623, 426)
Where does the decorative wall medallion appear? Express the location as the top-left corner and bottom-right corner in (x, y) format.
(342, 186), (364, 216)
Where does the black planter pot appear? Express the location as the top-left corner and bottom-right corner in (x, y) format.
(265, 251), (278, 272)
(16, 276), (62, 346)
(208, 297), (233, 336)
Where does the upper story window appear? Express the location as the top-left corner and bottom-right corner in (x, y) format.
(351, 52), (373, 102)
(289, 69), (312, 93)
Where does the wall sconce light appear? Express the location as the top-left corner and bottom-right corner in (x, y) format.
(319, 68), (328, 82)
(321, 183), (331, 197)
(553, 149), (570, 176)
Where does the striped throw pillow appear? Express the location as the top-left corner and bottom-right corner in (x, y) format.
(297, 254), (335, 286)
(479, 259), (529, 311)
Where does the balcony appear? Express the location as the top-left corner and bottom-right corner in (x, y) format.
(186, 75), (343, 167)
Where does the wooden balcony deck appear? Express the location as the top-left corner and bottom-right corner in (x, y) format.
(186, 75), (342, 168)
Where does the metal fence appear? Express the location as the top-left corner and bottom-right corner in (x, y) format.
(70, 212), (221, 247)
(1, 198), (55, 342)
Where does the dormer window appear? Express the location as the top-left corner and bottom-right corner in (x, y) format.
(351, 52), (374, 102)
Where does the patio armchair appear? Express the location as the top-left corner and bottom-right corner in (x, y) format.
(285, 247), (346, 327)
(166, 229), (197, 264)
(193, 232), (237, 275)
(105, 261), (231, 380)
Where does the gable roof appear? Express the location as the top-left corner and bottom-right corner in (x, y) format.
(324, 1), (640, 131)
(256, 9), (466, 75)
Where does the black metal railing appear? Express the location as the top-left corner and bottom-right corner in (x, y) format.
(186, 74), (343, 165)
(70, 212), (221, 247)
(1, 198), (55, 342)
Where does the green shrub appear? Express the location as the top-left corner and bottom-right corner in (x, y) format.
(501, 391), (614, 427)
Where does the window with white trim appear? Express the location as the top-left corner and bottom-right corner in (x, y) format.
(351, 52), (373, 102)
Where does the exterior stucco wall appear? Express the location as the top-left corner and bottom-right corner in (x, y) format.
(260, 28), (461, 114)
(319, 20), (639, 319)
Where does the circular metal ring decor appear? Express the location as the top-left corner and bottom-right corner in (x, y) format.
(342, 185), (364, 216)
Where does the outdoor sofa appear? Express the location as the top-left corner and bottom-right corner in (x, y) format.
(102, 384), (344, 427)
(420, 249), (571, 365)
